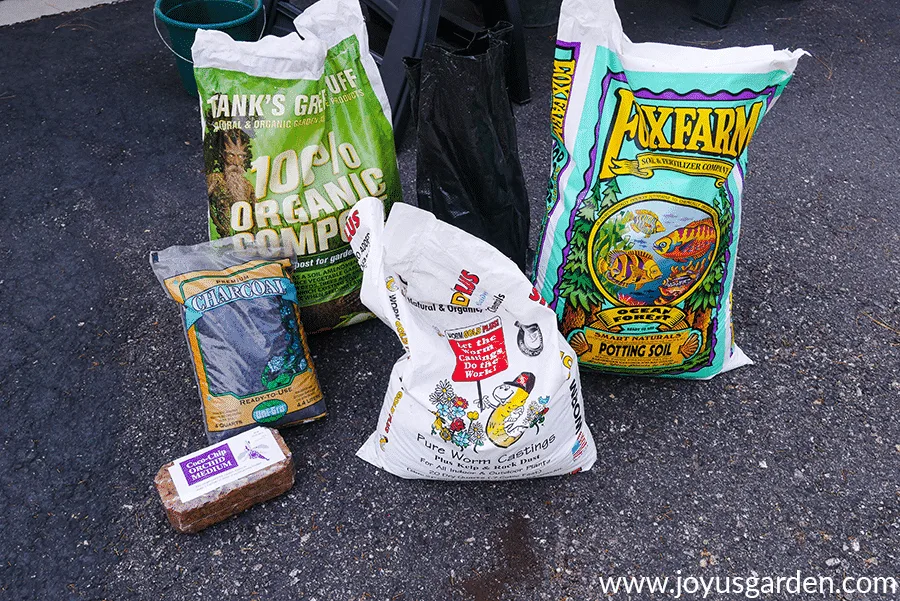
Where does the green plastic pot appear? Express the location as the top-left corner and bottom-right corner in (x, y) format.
(154, 0), (264, 96)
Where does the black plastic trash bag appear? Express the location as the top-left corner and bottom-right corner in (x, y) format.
(405, 23), (530, 272)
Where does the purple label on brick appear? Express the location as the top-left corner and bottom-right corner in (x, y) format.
(179, 443), (237, 486)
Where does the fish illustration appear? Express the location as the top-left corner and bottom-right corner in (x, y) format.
(599, 250), (663, 290)
(653, 218), (716, 262)
(486, 372), (535, 448)
(617, 292), (648, 306)
(656, 258), (709, 302)
(624, 209), (665, 237)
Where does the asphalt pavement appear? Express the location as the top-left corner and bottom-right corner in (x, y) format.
(0, 0), (897, 599)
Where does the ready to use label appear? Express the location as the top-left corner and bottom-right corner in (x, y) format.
(168, 427), (285, 503)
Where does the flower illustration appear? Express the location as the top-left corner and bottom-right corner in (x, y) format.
(437, 380), (453, 401)
(467, 421), (486, 452)
(527, 400), (550, 434)
(427, 381), (487, 451)
(452, 431), (470, 448)
(435, 402), (454, 422)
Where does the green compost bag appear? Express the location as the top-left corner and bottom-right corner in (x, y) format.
(532, 0), (806, 378)
(192, 0), (401, 334)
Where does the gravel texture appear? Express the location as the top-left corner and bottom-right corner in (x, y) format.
(0, 0), (897, 599)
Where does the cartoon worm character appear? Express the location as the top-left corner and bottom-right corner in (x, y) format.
(486, 372), (535, 448)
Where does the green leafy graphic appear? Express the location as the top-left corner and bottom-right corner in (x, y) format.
(686, 187), (731, 314)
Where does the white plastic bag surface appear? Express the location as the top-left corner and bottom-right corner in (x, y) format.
(346, 198), (597, 480)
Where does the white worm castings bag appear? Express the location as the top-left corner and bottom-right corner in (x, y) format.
(346, 198), (596, 480)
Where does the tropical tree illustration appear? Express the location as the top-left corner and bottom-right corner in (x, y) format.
(680, 187), (732, 370)
(559, 178), (626, 333)
(597, 176), (622, 214)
